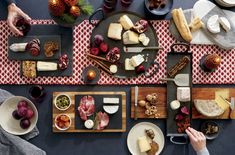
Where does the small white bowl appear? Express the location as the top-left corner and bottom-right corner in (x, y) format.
(54, 94), (71, 111)
(54, 114), (71, 131)
(0, 96), (38, 135)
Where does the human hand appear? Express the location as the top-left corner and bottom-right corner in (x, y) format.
(185, 127), (207, 152)
(7, 3), (31, 36)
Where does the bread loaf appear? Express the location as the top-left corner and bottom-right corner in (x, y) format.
(172, 8), (192, 42)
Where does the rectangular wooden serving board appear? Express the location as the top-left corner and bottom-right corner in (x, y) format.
(131, 86), (167, 119)
(52, 91), (126, 133)
(192, 88), (235, 119)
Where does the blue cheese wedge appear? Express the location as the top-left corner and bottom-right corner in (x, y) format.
(130, 54), (144, 67)
(37, 61), (57, 71)
(119, 15), (134, 30)
(123, 30), (139, 45)
(125, 58), (135, 70)
(207, 15), (220, 34)
(219, 17), (231, 32)
(108, 23), (123, 40)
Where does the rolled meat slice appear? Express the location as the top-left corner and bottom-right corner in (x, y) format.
(95, 111), (109, 130)
(78, 95), (95, 121)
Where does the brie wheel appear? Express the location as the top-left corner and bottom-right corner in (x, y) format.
(207, 15), (220, 34)
(219, 17), (231, 32)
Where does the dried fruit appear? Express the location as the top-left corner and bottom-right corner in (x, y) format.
(15, 18), (31, 36)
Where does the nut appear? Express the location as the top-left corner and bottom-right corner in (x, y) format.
(138, 100), (146, 107)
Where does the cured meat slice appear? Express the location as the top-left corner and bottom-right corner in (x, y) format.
(77, 96), (95, 121)
(95, 112), (109, 130)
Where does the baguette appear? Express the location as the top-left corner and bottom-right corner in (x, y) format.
(172, 8), (192, 42)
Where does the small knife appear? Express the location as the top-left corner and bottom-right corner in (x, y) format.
(230, 97), (235, 119)
(123, 46), (163, 53)
(134, 86), (139, 120)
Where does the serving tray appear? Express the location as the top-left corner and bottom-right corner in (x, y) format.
(90, 11), (159, 78)
(8, 35), (61, 60)
(52, 91), (126, 133)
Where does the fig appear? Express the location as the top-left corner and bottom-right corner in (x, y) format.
(17, 106), (28, 117)
(106, 47), (120, 63)
(20, 118), (31, 129)
(25, 108), (34, 119)
(15, 18), (31, 36)
(12, 110), (22, 120)
(94, 34), (104, 46)
(17, 100), (28, 109)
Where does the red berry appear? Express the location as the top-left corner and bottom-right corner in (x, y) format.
(99, 42), (109, 53)
(90, 47), (99, 56)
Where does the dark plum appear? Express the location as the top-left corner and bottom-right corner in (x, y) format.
(94, 34), (104, 46)
(25, 108), (34, 119)
(12, 110), (22, 120)
(17, 106), (28, 117)
(20, 118), (31, 129)
(17, 100), (28, 109)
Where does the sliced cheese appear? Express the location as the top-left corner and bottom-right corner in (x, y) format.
(142, 37), (150, 46)
(119, 15), (134, 30)
(103, 97), (119, 104)
(177, 87), (191, 102)
(108, 23), (123, 40)
(138, 136), (151, 153)
(219, 17), (231, 32)
(207, 15), (220, 34)
(215, 89), (230, 110)
(189, 17), (204, 32)
(130, 54), (144, 67)
(123, 30), (139, 45)
(125, 58), (135, 70)
(37, 61), (58, 71)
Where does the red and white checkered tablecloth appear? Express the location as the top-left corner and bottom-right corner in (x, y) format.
(0, 19), (234, 85)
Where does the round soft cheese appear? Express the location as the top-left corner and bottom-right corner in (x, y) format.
(207, 15), (220, 34)
(170, 100), (181, 110)
(84, 119), (94, 129)
(103, 105), (119, 114)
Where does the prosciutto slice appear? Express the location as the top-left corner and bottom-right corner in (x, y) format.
(78, 96), (95, 121)
(95, 112), (109, 130)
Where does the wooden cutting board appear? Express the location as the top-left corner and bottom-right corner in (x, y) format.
(192, 88), (235, 119)
(131, 87), (235, 119)
(131, 87), (167, 119)
(52, 91), (126, 132)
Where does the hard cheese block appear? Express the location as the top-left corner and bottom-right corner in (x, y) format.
(215, 89), (230, 110)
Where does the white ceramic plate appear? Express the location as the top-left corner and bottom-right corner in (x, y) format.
(127, 122), (165, 155)
(0, 96), (38, 135)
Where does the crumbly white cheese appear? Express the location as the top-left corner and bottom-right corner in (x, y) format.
(177, 87), (191, 102)
(170, 100), (181, 110)
(103, 97), (119, 104)
(138, 136), (151, 153)
(125, 58), (135, 70)
(219, 17), (231, 32)
(123, 30), (139, 45)
(130, 54), (144, 67)
(109, 65), (118, 74)
(207, 15), (220, 34)
(119, 15), (134, 30)
(108, 23), (123, 40)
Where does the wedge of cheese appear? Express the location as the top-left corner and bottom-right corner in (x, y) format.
(125, 58), (135, 70)
(138, 136), (151, 153)
(123, 30), (139, 45)
(130, 54), (144, 67)
(215, 89), (230, 110)
(207, 15), (220, 34)
(119, 15), (134, 30)
(219, 17), (231, 32)
(108, 23), (123, 40)
(37, 61), (58, 71)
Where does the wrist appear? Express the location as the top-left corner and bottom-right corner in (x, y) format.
(196, 147), (209, 155)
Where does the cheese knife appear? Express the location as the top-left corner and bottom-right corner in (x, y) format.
(230, 97), (235, 119)
(123, 46), (163, 53)
(134, 86), (139, 120)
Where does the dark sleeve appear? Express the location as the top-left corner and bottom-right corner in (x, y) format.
(4, 0), (16, 5)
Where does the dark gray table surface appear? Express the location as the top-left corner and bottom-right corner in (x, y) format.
(1, 0), (235, 155)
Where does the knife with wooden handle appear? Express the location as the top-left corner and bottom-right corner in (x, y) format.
(230, 97), (235, 119)
(123, 46), (163, 53)
(134, 86), (139, 120)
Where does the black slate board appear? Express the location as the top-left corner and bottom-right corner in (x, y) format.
(75, 94), (122, 130)
(90, 11), (159, 78)
(166, 49), (192, 139)
(8, 35), (61, 60)
(16, 25), (73, 77)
